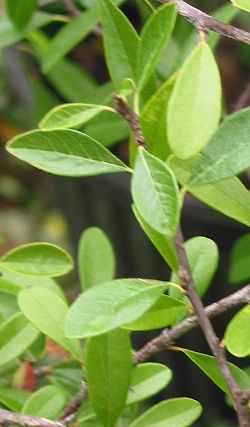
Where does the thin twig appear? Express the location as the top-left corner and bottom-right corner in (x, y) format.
(174, 228), (250, 427)
(113, 94), (146, 147)
(134, 284), (250, 363)
(159, 0), (250, 44)
(62, 0), (80, 17)
(0, 409), (65, 427)
(60, 381), (88, 422)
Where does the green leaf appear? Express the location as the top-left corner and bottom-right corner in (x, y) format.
(0, 243), (73, 278)
(0, 293), (18, 320)
(7, 130), (129, 177)
(181, 348), (250, 393)
(171, 237), (219, 297)
(78, 227), (115, 291)
(0, 387), (30, 411)
(18, 287), (81, 360)
(65, 279), (168, 338)
(39, 104), (115, 130)
(42, 9), (97, 72)
(86, 329), (132, 427)
(231, 0), (250, 12)
(190, 108), (250, 185)
(169, 156), (250, 227)
(225, 305), (250, 357)
(124, 295), (186, 331)
(137, 3), (176, 90)
(141, 74), (176, 160)
(0, 312), (39, 366)
(132, 148), (179, 236)
(229, 234), (250, 284)
(127, 363), (172, 405)
(6, 0), (38, 30)
(98, 0), (140, 88)
(132, 205), (179, 272)
(129, 398), (202, 427)
(22, 385), (66, 419)
(168, 42), (221, 159)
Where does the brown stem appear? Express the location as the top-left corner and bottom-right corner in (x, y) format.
(0, 409), (65, 427)
(159, 0), (250, 44)
(174, 228), (249, 427)
(60, 381), (88, 422)
(62, 0), (80, 17)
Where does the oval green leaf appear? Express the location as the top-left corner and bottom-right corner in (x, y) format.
(7, 129), (128, 177)
(65, 279), (168, 339)
(129, 398), (202, 427)
(132, 148), (179, 236)
(0, 243), (73, 278)
(225, 305), (250, 357)
(168, 42), (221, 159)
(22, 385), (66, 419)
(78, 227), (116, 291)
(40, 103), (114, 130)
(86, 329), (132, 427)
(0, 387), (30, 411)
(229, 234), (250, 284)
(6, 0), (38, 30)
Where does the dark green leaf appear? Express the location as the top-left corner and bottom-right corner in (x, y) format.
(229, 234), (250, 284)
(6, 0), (38, 30)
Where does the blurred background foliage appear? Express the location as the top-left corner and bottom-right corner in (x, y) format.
(0, 1), (250, 425)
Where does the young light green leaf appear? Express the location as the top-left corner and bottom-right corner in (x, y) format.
(65, 279), (169, 338)
(78, 227), (116, 291)
(225, 305), (250, 357)
(231, 0), (250, 12)
(0, 293), (18, 320)
(86, 329), (132, 427)
(171, 237), (219, 297)
(168, 42), (221, 159)
(0, 243), (73, 278)
(0, 312), (39, 366)
(98, 0), (140, 88)
(132, 205), (179, 272)
(127, 363), (172, 405)
(0, 387), (30, 411)
(6, 0), (38, 30)
(141, 74), (176, 160)
(7, 130), (129, 177)
(169, 156), (250, 227)
(124, 295), (186, 331)
(132, 148), (179, 236)
(190, 108), (250, 185)
(39, 104), (115, 130)
(181, 348), (250, 392)
(42, 9), (97, 72)
(18, 287), (81, 360)
(129, 398), (202, 427)
(137, 3), (176, 90)
(229, 234), (250, 284)
(22, 385), (66, 419)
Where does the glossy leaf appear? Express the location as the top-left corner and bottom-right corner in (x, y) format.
(42, 9), (97, 72)
(65, 279), (168, 338)
(229, 234), (250, 284)
(225, 305), (250, 357)
(129, 398), (202, 427)
(0, 312), (39, 366)
(86, 329), (132, 427)
(169, 156), (250, 227)
(22, 385), (66, 419)
(78, 227), (115, 290)
(39, 104), (115, 130)
(6, 0), (38, 30)
(168, 42), (221, 159)
(182, 348), (250, 392)
(137, 4), (176, 90)
(132, 148), (179, 236)
(98, 0), (140, 88)
(7, 129), (128, 177)
(18, 287), (81, 360)
(124, 295), (186, 331)
(171, 236), (219, 297)
(231, 0), (250, 12)
(0, 243), (73, 278)
(141, 74), (176, 160)
(190, 108), (250, 185)
(127, 363), (172, 404)
(0, 387), (30, 411)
